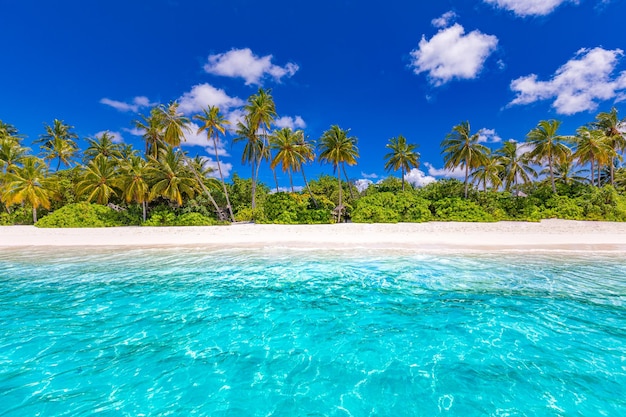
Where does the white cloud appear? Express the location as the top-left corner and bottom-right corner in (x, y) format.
(203, 48), (299, 86)
(431, 11), (457, 28)
(360, 172), (379, 179)
(409, 23), (498, 86)
(273, 186), (305, 193)
(124, 127), (144, 137)
(509, 47), (626, 114)
(177, 83), (244, 115)
(425, 162), (466, 179)
(181, 122), (230, 157)
(203, 158), (233, 179)
(274, 116), (306, 130)
(477, 128), (502, 143)
(100, 96), (154, 113)
(483, 0), (576, 17)
(95, 130), (124, 143)
(405, 168), (437, 187)
(354, 179), (373, 193)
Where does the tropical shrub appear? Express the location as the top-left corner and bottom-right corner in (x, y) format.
(35, 202), (124, 228)
(433, 198), (495, 222)
(262, 192), (332, 224)
(352, 191), (432, 223)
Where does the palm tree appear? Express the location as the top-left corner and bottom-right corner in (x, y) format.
(470, 151), (503, 191)
(233, 115), (264, 210)
(384, 135), (420, 191)
(244, 88), (277, 192)
(0, 136), (28, 174)
(270, 127), (304, 192)
(573, 126), (614, 187)
(318, 125), (359, 222)
(76, 155), (119, 205)
(37, 119), (79, 170)
(441, 121), (490, 198)
(525, 119), (571, 194)
(117, 155), (152, 221)
(194, 105), (234, 222)
(83, 132), (123, 162)
(294, 131), (318, 206)
(1, 157), (55, 222)
(496, 140), (536, 193)
(542, 153), (588, 186)
(134, 108), (165, 159)
(593, 107), (626, 186)
(149, 147), (199, 206)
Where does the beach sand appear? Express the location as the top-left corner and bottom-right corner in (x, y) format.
(1, 220), (626, 251)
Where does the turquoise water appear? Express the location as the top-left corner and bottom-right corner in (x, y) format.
(0, 248), (625, 416)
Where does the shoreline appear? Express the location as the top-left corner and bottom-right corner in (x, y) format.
(2, 219), (626, 252)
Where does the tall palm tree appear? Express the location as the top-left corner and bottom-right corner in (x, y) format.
(116, 155), (152, 221)
(525, 119), (571, 194)
(470, 151), (503, 191)
(148, 147), (198, 206)
(441, 121), (490, 198)
(194, 105), (234, 222)
(134, 107), (165, 159)
(76, 155), (119, 205)
(593, 107), (626, 186)
(233, 115), (264, 210)
(1, 157), (55, 222)
(496, 140), (536, 193)
(83, 132), (123, 162)
(270, 127), (304, 192)
(542, 153), (588, 186)
(244, 88), (277, 192)
(37, 119), (79, 170)
(0, 136), (28, 174)
(573, 126), (614, 187)
(384, 135), (420, 191)
(318, 125), (359, 222)
(294, 131), (318, 206)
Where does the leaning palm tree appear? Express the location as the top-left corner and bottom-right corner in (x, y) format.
(573, 126), (614, 187)
(116, 155), (152, 221)
(384, 135), (420, 191)
(525, 119), (571, 194)
(318, 125), (359, 222)
(470, 151), (503, 192)
(593, 107), (626, 186)
(76, 154), (120, 205)
(36, 119), (79, 170)
(83, 132), (123, 162)
(294, 131), (318, 206)
(1, 157), (56, 222)
(270, 127), (304, 192)
(496, 140), (536, 193)
(441, 121), (490, 198)
(148, 147), (198, 206)
(194, 105), (234, 222)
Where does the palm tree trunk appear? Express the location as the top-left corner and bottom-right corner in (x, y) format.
(182, 151), (224, 220)
(32, 207), (37, 223)
(401, 168), (405, 191)
(251, 148), (258, 210)
(212, 136), (235, 222)
(337, 167), (343, 223)
(142, 201), (147, 222)
(590, 159), (595, 187)
(273, 168), (279, 193)
(301, 168), (318, 208)
(288, 168), (294, 193)
(549, 154), (556, 193)
(342, 164), (355, 199)
(610, 157), (615, 186)
(464, 164), (469, 198)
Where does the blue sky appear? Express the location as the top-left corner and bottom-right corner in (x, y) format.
(2, 0), (626, 189)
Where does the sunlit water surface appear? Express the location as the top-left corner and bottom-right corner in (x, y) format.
(0, 247), (625, 416)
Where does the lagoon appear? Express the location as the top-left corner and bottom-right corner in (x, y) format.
(1, 248), (625, 416)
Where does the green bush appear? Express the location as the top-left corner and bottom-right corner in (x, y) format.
(261, 192), (332, 224)
(352, 191), (432, 223)
(174, 212), (221, 226)
(433, 198), (495, 222)
(0, 206), (34, 225)
(35, 203), (124, 228)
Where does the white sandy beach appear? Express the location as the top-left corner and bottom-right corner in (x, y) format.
(2, 220), (626, 251)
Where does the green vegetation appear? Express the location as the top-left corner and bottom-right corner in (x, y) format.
(1, 96), (626, 227)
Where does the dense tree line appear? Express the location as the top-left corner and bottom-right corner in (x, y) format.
(1, 91), (625, 227)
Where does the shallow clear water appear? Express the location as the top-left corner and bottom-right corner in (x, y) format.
(0, 247), (625, 416)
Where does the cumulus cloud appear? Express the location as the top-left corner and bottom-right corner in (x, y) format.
(483, 0), (575, 17)
(274, 116), (307, 130)
(405, 168), (437, 187)
(354, 179), (373, 193)
(425, 162), (466, 179)
(509, 47), (626, 114)
(477, 128), (502, 143)
(177, 83), (244, 115)
(95, 130), (124, 143)
(409, 23), (498, 86)
(181, 122), (230, 157)
(100, 96), (153, 113)
(203, 48), (299, 85)
(431, 11), (457, 28)
(360, 172), (379, 179)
